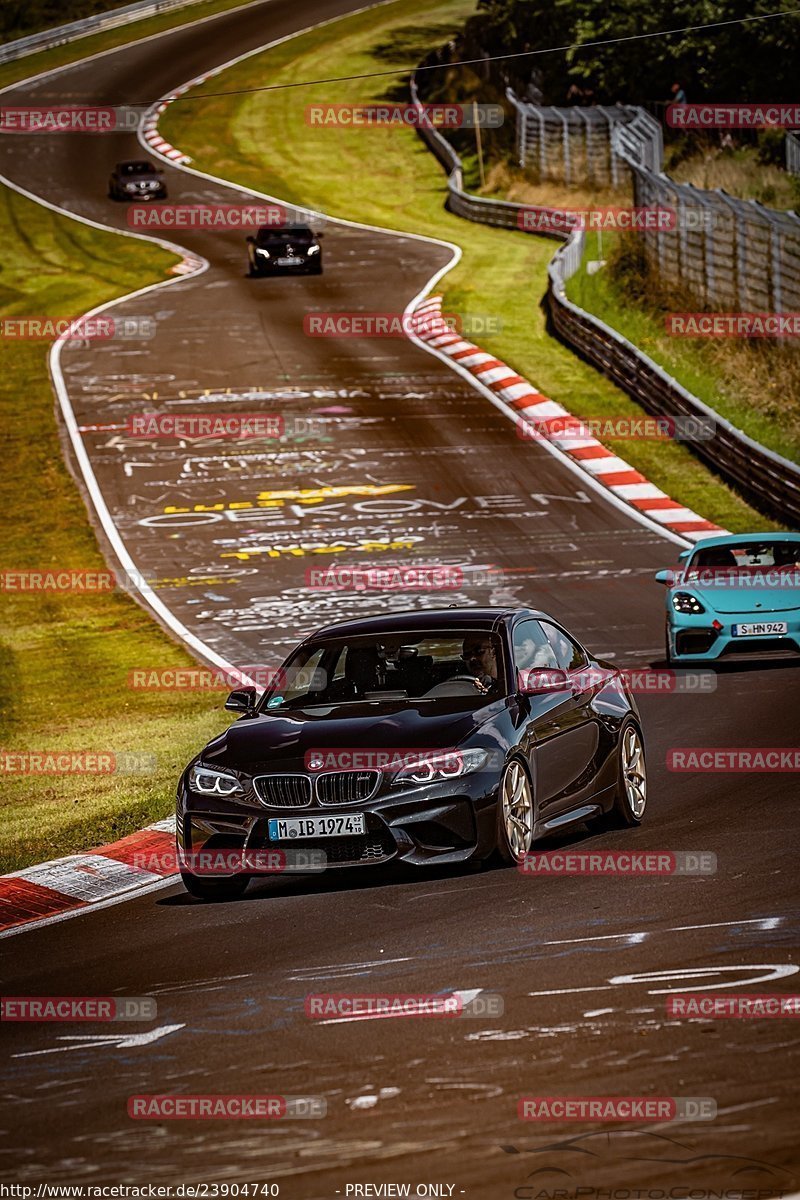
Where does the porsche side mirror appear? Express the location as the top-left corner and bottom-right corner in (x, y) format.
(518, 668), (570, 695)
(225, 686), (256, 713)
(655, 569), (678, 586)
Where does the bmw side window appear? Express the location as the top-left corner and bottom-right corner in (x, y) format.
(279, 647), (328, 704)
(512, 620), (558, 671)
(540, 622), (586, 671)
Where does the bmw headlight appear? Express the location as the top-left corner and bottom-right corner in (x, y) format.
(307, 244), (320, 255)
(391, 749), (489, 786)
(672, 591), (706, 614)
(125, 182), (138, 192)
(255, 247), (271, 259)
(189, 763), (244, 798)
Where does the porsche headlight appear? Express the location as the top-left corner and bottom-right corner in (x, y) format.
(672, 591), (706, 614)
(391, 749), (489, 786)
(189, 763), (244, 797)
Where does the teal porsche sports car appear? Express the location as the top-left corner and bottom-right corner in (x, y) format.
(656, 533), (800, 664)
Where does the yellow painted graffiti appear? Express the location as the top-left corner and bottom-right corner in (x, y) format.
(220, 538), (422, 561)
(162, 483), (413, 515)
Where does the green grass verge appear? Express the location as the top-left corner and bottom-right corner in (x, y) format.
(161, 0), (781, 534)
(566, 231), (800, 468)
(0, 0), (258, 92)
(0, 188), (229, 873)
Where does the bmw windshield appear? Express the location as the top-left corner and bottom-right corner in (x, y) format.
(260, 631), (507, 711)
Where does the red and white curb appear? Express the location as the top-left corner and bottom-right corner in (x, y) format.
(141, 83), (196, 164)
(0, 817), (178, 936)
(410, 296), (728, 543)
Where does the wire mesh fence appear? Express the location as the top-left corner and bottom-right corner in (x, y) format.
(508, 91), (800, 312)
(410, 72), (800, 524)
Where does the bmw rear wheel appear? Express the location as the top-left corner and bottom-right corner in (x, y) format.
(496, 759), (535, 863)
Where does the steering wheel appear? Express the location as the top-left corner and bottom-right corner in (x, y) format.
(424, 674), (489, 698)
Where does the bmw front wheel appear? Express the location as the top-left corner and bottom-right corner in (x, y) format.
(601, 720), (647, 828)
(496, 758), (535, 864)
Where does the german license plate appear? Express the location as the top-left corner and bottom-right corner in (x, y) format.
(268, 813), (366, 840)
(732, 621), (788, 636)
(277, 257), (302, 266)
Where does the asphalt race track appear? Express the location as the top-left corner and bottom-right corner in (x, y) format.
(1, 1), (799, 1195)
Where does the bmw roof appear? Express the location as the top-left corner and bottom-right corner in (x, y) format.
(306, 607), (548, 640)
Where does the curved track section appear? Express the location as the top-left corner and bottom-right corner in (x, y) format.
(0, 2), (798, 1194)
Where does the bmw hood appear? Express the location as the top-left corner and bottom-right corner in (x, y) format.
(200, 700), (505, 774)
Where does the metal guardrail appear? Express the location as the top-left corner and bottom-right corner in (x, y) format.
(409, 76), (565, 241)
(548, 235), (800, 526)
(409, 70), (800, 526)
(0, 0), (208, 64)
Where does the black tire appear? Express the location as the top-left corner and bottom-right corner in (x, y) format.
(494, 757), (536, 865)
(664, 624), (673, 665)
(596, 719), (647, 830)
(180, 870), (250, 900)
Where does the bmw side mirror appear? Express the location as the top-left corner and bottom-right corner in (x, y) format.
(518, 668), (570, 695)
(246, 235), (255, 244)
(225, 686), (256, 713)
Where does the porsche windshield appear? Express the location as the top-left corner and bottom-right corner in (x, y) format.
(686, 539), (800, 579)
(261, 631), (506, 710)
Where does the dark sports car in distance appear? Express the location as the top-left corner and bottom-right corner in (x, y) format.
(246, 224), (323, 275)
(108, 159), (167, 200)
(176, 608), (647, 899)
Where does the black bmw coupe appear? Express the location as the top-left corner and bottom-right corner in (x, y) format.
(176, 608), (647, 898)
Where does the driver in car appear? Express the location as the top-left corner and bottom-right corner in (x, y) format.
(461, 637), (500, 693)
